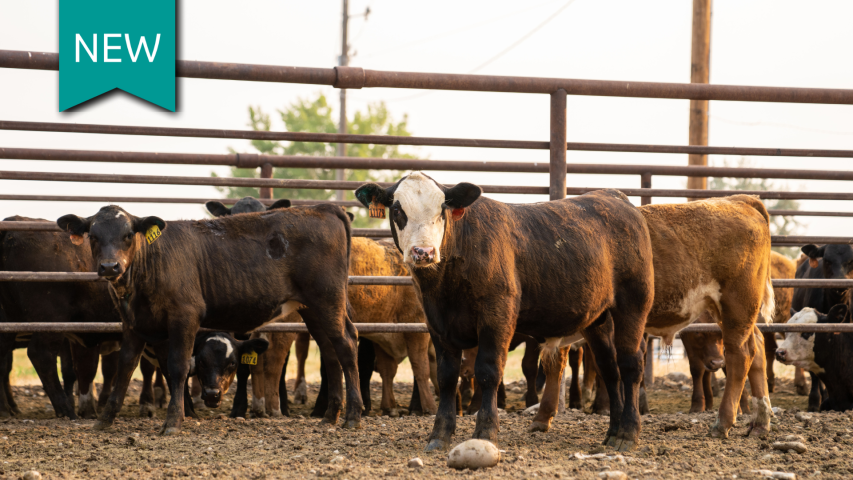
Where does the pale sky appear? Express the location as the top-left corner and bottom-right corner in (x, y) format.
(1, 0), (851, 235)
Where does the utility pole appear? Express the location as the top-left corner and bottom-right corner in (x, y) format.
(687, 0), (711, 195)
(335, 0), (350, 202)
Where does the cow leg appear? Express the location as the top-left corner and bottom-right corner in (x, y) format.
(293, 332), (311, 405)
(638, 338), (650, 416)
(567, 345), (582, 410)
(155, 326), (196, 435)
(70, 343), (100, 419)
(470, 330), (512, 445)
(535, 361), (546, 396)
(405, 332), (437, 415)
(98, 351), (119, 410)
(581, 346), (598, 414)
(711, 317), (758, 439)
(59, 340), (78, 415)
(230, 362), (250, 418)
(460, 376), (475, 411)
(265, 333), (294, 418)
(138, 355), (157, 418)
(279, 349), (290, 417)
(310, 356), (329, 418)
(374, 345), (399, 417)
(702, 369), (714, 411)
(250, 353), (268, 418)
(745, 330), (771, 437)
(467, 382), (483, 415)
(0, 335), (16, 417)
(530, 346), (569, 432)
(688, 357), (708, 413)
(807, 373), (822, 411)
(301, 304), (362, 429)
(607, 302), (646, 451)
(580, 312), (626, 448)
(358, 338), (376, 415)
(497, 380), (507, 409)
(190, 375), (204, 409)
(521, 341), (541, 408)
(94, 331), (146, 430)
(794, 367), (808, 396)
(763, 332), (777, 393)
(28, 334), (75, 419)
(425, 340), (463, 452)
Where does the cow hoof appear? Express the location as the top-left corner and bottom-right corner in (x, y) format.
(11, 406), (21, 416)
(796, 384), (809, 396)
(343, 419), (362, 430)
(747, 424), (770, 438)
(425, 439), (449, 452)
(139, 404), (156, 418)
(604, 435), (619, 447)
(708, 424), (729, 439)
(160, 427), (180, 436)
(614, 439), (636, 452)
(294, 381), (308, 405)
(93, 420), (112, 431)
(527, 421), (550, 433)
(0, 410), (11, 419)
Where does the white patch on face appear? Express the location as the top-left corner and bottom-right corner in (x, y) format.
(115, 212), (124, 218)
(207, 336), (234, 358)
(393, 173), (447, 264)
(777, 308), (823, 373)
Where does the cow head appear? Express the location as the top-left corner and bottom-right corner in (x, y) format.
(354, 173), (482, 266)
(191, 333), (269, 408)
(776, 305), (848, 373)
(57, 206), (165, 279)
(205, 197), (292, 217)
(802, 244), (853, 279)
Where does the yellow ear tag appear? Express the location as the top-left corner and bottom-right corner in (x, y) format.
(70, 234), (85, 246)
(145, 225), (161, 245)
(241, 351), (258, 365)
(368, 200), (386, 219)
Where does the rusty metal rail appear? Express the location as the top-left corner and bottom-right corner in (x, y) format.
(5, 50), (853, 103)
(3, 146), (853, 182)
(9, 121), (853, 160)
(0, 271), (850, 288)
(3, 170), (853, 200)
(1, 322), (852, 334)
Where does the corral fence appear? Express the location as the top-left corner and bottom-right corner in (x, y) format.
(1, 49), (852, 343)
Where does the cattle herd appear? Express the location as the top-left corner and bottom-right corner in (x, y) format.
(1, 172), (852, 460)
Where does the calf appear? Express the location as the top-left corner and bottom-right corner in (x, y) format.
(776, 305), (851, 411)
(357, 174), (654, 451)
(790, 244), (853, 410)
(763, 252), (800, 394)
(535, 195), (775, 439)
(58, 204), (360, 434)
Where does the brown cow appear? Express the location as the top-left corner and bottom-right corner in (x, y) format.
(536, 195), (774, 440)
(57, 204), (360, 434)
(357, 176), (655, 452)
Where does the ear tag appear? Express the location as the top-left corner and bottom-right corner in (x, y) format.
(369, 200), (386, 219)
(451, 208), (465, 221)
(808, 258), (819, 269)
(70, 234), (85, 246)
(241, 351), (258, 365)
(145, 225), (161, 245)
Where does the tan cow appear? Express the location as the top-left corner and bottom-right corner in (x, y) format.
(534, 195), (774, 440)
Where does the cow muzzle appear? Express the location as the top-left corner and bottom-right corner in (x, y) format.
(202, 387), (222, 407)
(775, 349), (788, 363)
(410, 246), (436, 265)
(98, 260), (124, 277)
(707, 359), (725, 371)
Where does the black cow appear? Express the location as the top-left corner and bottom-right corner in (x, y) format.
(58, 204), (359, 434)
(791, 244), (853, 411)
(813, 304), (853, 411)
(356, 173), (654, 451)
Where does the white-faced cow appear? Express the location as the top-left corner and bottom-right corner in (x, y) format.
(57, 204), (360, 434)
(356, 173), (655, 452)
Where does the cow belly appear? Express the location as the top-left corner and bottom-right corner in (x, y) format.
(646, 281), (723, 345)
(361, 332), (408, 363)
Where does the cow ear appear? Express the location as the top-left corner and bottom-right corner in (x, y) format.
(802, 244), (826, 260)
(239, 338), (269, 356)
(268, 199), (292, 210)
(206, 201), (231, 217)
(444, 182), (482, 209)
(827, 304), (849, 323)
(57, 214), (92, 235)
(346, 212), (354, 222)
(790, 308), (797, 318)
(355, 183), (392, 208)
(133, 216), (166, 234)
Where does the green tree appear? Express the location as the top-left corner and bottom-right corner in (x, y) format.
(214, 94), (420, 227)
(709, 157), (804, 258)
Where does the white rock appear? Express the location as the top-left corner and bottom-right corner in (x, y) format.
(772, 407), (783, 415)
(22, 471), (41, 480)
(523, 404), (540, 416)
(330, 455), (345, 464)
(665, 372), (690, 383)
(408, 457), (424, 468)
(752, 470), (796, 480)
(598, 471), (627, 480)
(447, 439), (501, 470)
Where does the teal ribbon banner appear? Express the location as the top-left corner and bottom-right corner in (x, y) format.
(59, 0), (176, 111)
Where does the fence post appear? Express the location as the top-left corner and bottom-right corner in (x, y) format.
(641, 172), (655, 387)
(551, 89), (569, 413)
(259, 163), (273, 200)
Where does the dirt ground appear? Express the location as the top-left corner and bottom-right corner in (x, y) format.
(1, 376), (851, 480)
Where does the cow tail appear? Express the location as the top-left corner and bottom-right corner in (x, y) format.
(759, 264), (775, 325)
(331, 206), (357, 338)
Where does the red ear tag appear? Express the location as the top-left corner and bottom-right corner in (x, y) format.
(369, 200), (386, 219)
(451, 208), (465, 221)
(809, 258), (819, 269)
(70, 234), (85, 246)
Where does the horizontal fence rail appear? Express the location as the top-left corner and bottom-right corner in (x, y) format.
(5, 50), (853, 103)
(0, 271), (851, 288)
(9, 121), (853, 160)
(1, 222), (849, 245)
(3, 146), (853, 182)
(2, 170), (852, 201)
(2, 322), (852, 334)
